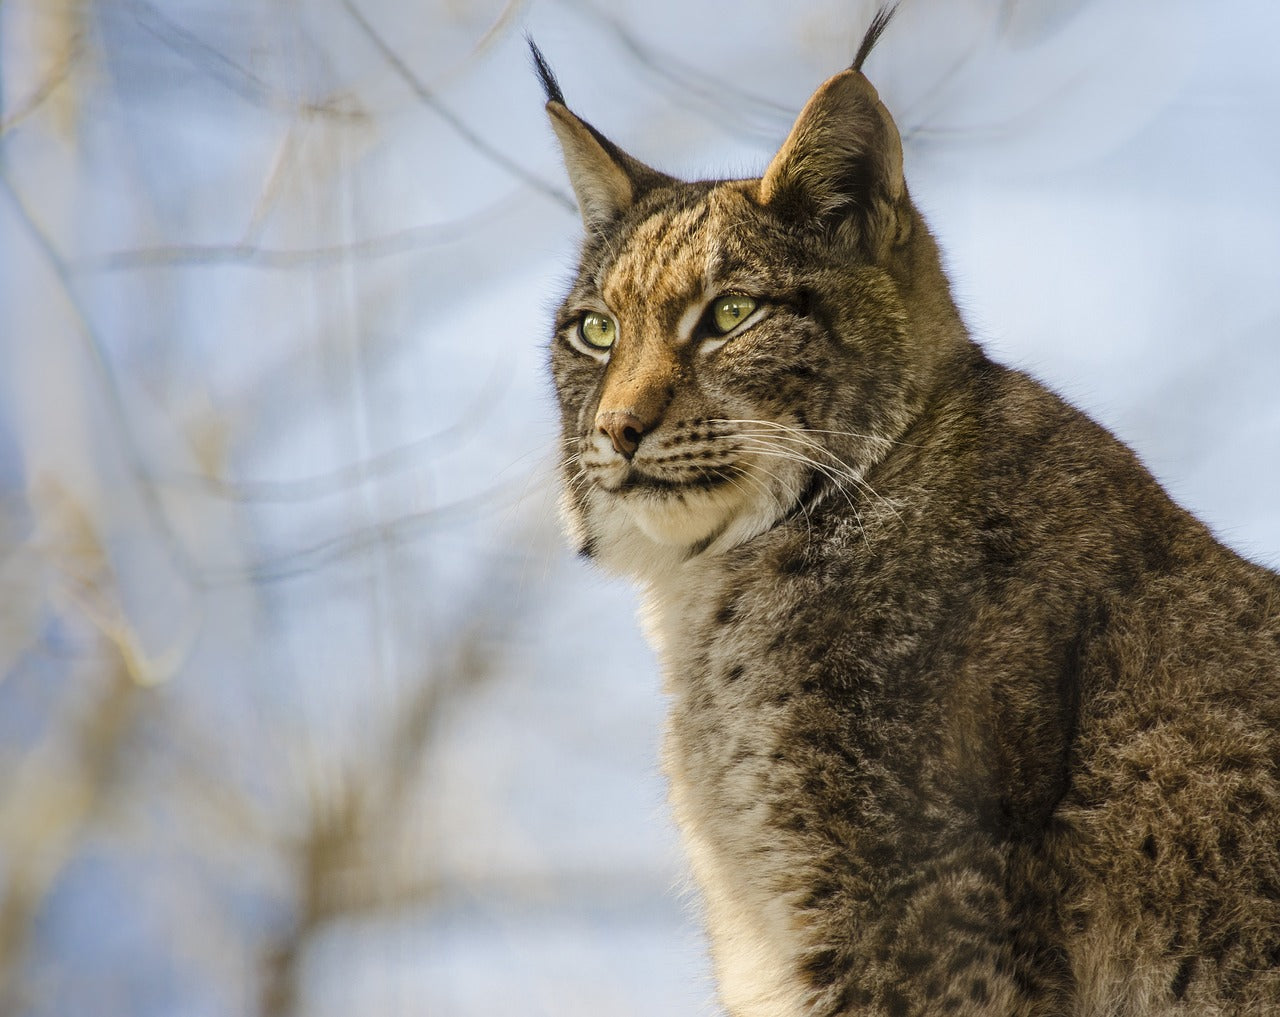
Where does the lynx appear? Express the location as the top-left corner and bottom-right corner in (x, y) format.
(534, 9), (1280, 1016)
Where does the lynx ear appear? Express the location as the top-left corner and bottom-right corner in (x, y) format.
(545, 103), (638, 230)
(530, 38), (673, 231)
(759, 68), (905, 257)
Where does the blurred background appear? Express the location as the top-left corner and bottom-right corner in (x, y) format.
(0, 0), (1277, 1014)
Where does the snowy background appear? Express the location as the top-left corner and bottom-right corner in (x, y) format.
(1, 0), (1277, 1014)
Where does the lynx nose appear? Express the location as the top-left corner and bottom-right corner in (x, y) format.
(596, 409), (647, 459)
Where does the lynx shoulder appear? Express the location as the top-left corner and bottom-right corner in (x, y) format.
(534, 10), (1280, 1016)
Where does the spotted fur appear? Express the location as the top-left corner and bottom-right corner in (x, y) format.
(536, 11), (1280, 1016)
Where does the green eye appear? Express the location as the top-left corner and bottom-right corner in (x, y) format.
(579, 311), (616, 350)
(711, 294), (757, 335)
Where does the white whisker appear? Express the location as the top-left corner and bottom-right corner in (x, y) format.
(710, 417), (925, 450)
(736, 439), (871, 551)
(737, 458), (814, 552)
(711, 417), (905, 525)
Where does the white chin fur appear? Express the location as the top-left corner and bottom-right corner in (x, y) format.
(575, 458), (807, 581)
(624, 484), (751, 547)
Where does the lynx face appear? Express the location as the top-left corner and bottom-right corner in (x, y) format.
(542, 47), (930, 577)
(552, 185), (892, 564)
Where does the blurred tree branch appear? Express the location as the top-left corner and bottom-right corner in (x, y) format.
(339, 0), (574, 211)
(0, 173), (206, 587)
(123, 0), (367, 120)
(558, 0), (796, 142)
(0, 491), (147, 1014)
(0, 0), (83, 137)
(0, 1), (581, 1013)
(259, 517), (549, 1016)
(78, 193), (528, 271)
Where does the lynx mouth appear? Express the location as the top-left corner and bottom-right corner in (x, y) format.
(616, 468), (735, 495)
(580, 450), (806, 552)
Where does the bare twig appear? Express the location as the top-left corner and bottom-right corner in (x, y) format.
(0, 60), (77, 136)
(557, 0), (796, 142)
(258, 510), (551, 1016)
(339, 0), (575, 212)
(203, 476), (526, 587)
(165, 350), (511, 504)
(0, 174), (205, 589)
(78, 191), (527, 271)
(0, 498), (147, 1012)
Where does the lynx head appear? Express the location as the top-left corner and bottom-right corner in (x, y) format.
(537, 8), (965, 579)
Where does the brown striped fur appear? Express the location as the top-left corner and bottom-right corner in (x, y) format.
(534, 11), (1280, 1016)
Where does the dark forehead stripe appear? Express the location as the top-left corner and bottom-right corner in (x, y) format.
(603, 196), (716, 309)
(598, 183), (712, 265)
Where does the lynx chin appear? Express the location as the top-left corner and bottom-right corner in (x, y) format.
(534, 8), (1280, 1016)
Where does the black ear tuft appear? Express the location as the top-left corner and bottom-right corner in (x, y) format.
(851, 3), (899, 73)
(527, 36), (566, 106)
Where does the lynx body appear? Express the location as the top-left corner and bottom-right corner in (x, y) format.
(536, 13), (1280, 1016)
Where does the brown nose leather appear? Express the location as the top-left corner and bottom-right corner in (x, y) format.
(596, 410), (646, 459)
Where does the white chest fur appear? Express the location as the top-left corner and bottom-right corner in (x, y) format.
(643, 574), (815, 1017)
(667, 760), (813, 1017)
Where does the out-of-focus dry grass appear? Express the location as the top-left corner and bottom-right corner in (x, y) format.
(0, 483), (140, 1009)
(1, 3), (566, 1013)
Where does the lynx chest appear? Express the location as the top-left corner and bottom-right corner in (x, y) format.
(643, 561), (824, 1017)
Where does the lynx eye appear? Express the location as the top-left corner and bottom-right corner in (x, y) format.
(710, 294), (757, 335)
(579, 311), (616, 350)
